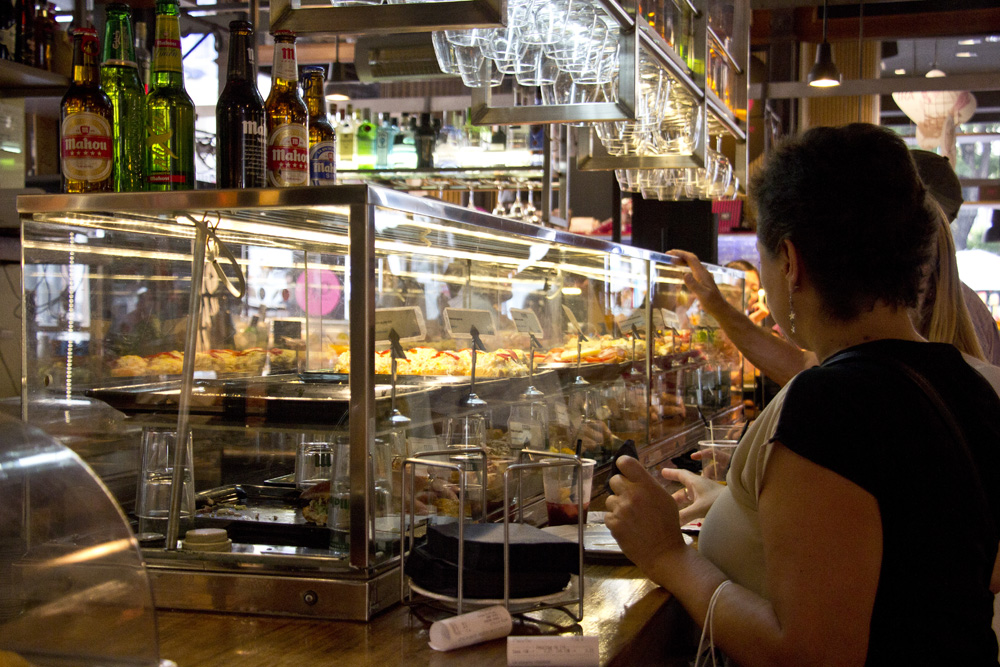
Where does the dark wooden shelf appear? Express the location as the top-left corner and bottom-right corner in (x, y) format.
(0, 61), (69, 99)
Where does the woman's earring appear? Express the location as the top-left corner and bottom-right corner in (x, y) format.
(788, 289), (797, 335)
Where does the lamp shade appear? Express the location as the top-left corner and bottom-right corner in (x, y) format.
(808, 42), (842, 87)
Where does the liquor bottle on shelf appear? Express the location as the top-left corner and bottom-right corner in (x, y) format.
(301, 66), (336, 186)
(0, 0), (13, 61)
(145, 0), (195, 190)
(14, 0), (33, 66)
(488, 125), (506, 152)
(101, 2), (146, 192)
(33, 2), (54, 70)
(336, 103), (356, 171)
(374, 113), (393, 169)
(134, 21), (151, 93)
(264, 29), (308, 187)
(60, 26), (113, 193)
(463, 107), (488, 151)
(217, 20), (266, 189)
(355, 108), (376, 171)
(389, 113), (416, 169)
(435, 110), (461, 168)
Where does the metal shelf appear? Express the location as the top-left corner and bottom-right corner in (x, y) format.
(268, 0), (504, 36)
(335, 166), (561, 191)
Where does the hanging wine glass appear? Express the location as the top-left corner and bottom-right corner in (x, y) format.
(521, 183), (538, 223)
(492, 183), (506, 216)
(508, 182), (525, 219)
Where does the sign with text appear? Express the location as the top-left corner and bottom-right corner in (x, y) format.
(444, 308), (496, 338)
(660, 308), (682, 331)
(374, 306), (426, 344)
(510, 308), (544, 335)
(620, 309), (647, 336)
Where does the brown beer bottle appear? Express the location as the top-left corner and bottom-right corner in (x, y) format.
(216, 19), (266, 188)
(60, 25), (113, 193)
(264, 29), (308, 187)
(301, 66), (336, 185)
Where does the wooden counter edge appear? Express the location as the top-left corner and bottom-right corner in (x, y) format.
(156, 562), (698, 667)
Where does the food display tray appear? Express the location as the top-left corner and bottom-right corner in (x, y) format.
(193, 484), (329, 549)
(85, 376), (429, 425)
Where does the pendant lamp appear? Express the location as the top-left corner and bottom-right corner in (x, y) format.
(808, 0), (842, 87)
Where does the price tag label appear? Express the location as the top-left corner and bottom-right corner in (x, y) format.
(510, 308), (544, 335)
(620, 309), (646, 335)
(508, 421), (532, 447)
(374, 307), (426, 344)
(660, 308), (682, 331)
(444, 308), (496, 338)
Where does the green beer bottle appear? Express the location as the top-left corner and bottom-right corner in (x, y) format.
(145, 0), (195, 190)
(101, 2), (146, 192)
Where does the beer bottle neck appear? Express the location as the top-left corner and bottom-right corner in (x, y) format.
(102, 11), (138, 67)
(151, 12), (185, 88)
(227, 30), (256, 82)
(303, 76), (325, 117)
(73, 33), (102, 87)
(271, 39), (298, 89)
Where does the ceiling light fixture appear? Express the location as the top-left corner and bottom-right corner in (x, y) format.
(808, 0), (842, 87)
(955, 52), (977, 58)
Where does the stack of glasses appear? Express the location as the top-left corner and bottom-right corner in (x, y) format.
(432, 0), (621, 91)
(431, 0), (738, 201)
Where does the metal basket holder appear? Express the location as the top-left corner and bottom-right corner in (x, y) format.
(400, 448), (586, 620)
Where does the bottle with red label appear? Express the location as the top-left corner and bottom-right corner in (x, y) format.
(60, 26), (113, 193)
(265, 29), (308, 187)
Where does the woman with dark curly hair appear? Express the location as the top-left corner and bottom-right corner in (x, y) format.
(607, 124), (1000, 665)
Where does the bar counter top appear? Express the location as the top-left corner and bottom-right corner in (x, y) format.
(157, 562), (697, 666)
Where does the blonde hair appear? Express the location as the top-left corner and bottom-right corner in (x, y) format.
(919, 202), (986, 360)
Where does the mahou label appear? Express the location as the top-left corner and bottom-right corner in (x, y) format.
(242, 118), (267, 186)
(153, 16), (182, 73)
(61, 112), (113, 183)
(272, 40), (298, 83)
(267, 123), (308, 187)
(310, 141), (336, 185)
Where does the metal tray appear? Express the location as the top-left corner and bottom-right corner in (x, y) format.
(85, 376), (429, 425)
(194, 484), (329, 549)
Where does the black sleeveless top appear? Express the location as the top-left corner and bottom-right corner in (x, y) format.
(772, 339), (1000, 665)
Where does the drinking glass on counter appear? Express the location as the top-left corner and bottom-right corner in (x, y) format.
(136, 427), (195, 535)
(542, 458), (595, 525)
(327, 439), (352, 556)
(295, 440), (334, 490)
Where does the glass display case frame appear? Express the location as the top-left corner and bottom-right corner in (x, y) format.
(17, 185), (744, 620)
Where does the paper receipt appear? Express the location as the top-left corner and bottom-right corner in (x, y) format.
(428, 605), (513, 651)
(507, 636), (600, 666)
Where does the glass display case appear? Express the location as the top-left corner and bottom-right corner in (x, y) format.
(0, 413), (160, 666)
(17, 185), (744, 620)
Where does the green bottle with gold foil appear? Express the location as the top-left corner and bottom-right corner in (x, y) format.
(101, 2), (146, 191)
(145, 0), (195, 190)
